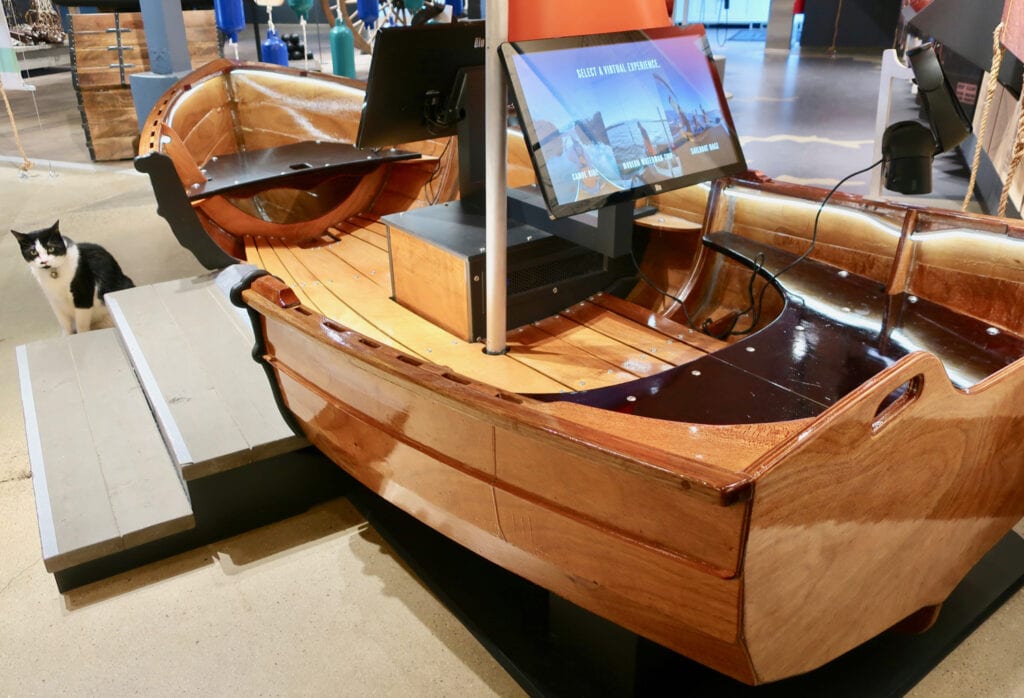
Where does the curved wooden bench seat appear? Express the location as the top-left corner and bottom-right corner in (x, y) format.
(195, 156), (438, 243)
(554, 228), (1024, 425)
(707, 231), (1024, 387)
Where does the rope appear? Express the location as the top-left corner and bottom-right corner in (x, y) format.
(28, 87), (52, 176)
(829, 0), (844, 55)
(0, 77), (32, 173)
(300, 16), (308, 71)
(963, 22), (1006, 211)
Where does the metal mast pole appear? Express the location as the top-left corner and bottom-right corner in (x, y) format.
(484, 0), (508, 354)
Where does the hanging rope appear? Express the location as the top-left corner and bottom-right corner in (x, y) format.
(0, 78), (33, 174)
(963, 22), (1006, 211)
(300, 16), (309, 70)
(829, 0), (845, 55)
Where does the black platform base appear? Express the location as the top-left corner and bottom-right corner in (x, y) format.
(54, 451), (1024, 693)
(343, 472), (1024, 696)
(54, 448), (352, 592)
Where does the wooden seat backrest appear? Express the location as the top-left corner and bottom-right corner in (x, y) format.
(705, 177), (1024, 336)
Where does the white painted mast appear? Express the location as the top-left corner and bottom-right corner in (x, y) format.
(483, 0), (508, 355)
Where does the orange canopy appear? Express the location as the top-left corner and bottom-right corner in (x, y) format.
(508, 0), (673, 41)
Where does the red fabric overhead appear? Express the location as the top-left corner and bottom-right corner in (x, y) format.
(508, 0), (673, 42)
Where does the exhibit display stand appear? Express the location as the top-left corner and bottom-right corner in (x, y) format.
(15, 0), (1024, 691)
(347, 464), (1024, 696)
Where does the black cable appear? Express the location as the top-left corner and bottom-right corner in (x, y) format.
(611, 158), (886, 337)
(629, 247), (696, 330)
(425, 135), (453, 204)
(722, 157), (885, 336)
(716, 1), (728, 46)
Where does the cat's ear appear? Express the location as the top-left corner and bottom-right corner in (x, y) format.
(10, 230), (28, 243)
(42, 223), (64, 245)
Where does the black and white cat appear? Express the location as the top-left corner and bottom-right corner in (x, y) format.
(11, 221), (135, 335)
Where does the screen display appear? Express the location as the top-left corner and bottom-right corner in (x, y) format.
(500, 25), (747, 219)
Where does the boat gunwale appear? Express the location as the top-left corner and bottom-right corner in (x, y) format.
(731, 174), (1023, 230)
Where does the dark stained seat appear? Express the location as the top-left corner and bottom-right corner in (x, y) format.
(543, 231), (1024, 424)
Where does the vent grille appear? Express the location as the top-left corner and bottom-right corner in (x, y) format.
(508, 251), (606, 295)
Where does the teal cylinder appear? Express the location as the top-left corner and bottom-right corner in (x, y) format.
(287, 0), (314, 20)
(330, 19), (356, 78)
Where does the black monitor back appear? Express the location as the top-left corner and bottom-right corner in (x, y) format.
(356, 21), (486, 149)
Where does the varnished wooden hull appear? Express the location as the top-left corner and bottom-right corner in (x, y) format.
(240, 228), (1024, 683)
(141, 61), (1024, 684)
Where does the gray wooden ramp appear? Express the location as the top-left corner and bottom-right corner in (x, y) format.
(105, 272), (306, 481)
(17, 329), (194, 573)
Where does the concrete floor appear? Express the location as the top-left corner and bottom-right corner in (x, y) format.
(1, 26), (1023, 696)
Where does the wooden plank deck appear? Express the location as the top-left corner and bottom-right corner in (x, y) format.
(106, 274), (307, 481)
(243, 216), (730, 393)
(17, 329), (194, 573)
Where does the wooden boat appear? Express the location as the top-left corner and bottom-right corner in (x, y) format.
(135, 58), (1024, 685)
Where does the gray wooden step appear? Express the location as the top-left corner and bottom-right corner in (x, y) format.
(17, 329), (194, 574)
(105, 271), (306, 481)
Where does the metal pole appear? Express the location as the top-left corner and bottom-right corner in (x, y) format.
(484, 0), (508, 355)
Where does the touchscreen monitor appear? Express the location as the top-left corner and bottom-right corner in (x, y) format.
(500, 25), (747, 219)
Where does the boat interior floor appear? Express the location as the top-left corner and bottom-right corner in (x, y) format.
(244, 213), (1024, 423)
(244, 213), (729, 396)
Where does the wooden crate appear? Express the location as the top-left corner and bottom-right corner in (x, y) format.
(69, 10), (220, 161)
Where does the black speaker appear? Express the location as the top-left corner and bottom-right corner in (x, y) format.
(881, 120), (937, 195)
